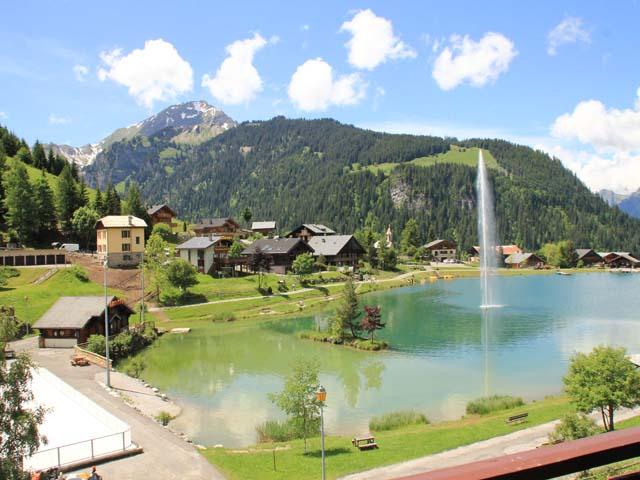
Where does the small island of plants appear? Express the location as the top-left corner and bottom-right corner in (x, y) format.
(298, 278), (389, 351)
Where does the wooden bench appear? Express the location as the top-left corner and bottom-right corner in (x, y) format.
(352, 436), (378, 451)
(3, 350), (15, 359)
(506, 412), (528, 425)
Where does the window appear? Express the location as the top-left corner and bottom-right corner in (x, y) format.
(123, 254), (132, 261)
(122, 244), (131, 252)
(121, 230), (131, 238)
(135, 236), (140, 245)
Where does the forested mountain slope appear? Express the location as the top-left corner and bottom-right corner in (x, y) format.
(84, 116), (640, 252)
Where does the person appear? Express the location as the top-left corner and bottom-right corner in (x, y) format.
(89, 466), (101, 480)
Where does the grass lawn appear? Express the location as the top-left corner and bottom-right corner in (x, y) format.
(5, 267), (51, 287)
(204, 396), (571, 480)
(0, 268), (117, 324)
(360, 146), (502, 177)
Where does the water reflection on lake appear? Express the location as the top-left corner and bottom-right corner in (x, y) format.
(140, 273), (640, 447)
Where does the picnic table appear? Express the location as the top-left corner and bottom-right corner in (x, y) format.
(506, 412), (529, 425)
(70, 355), (90, 367)
(352, 436), (378, 451)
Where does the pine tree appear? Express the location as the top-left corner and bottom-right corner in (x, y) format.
(93, 187), (106, 217)
(56, 164), (79, 233)
(46, 148), (56, 173)
(400, 219), (420, 254)
(122, 182), (145, 217)
(15, 146), (32, 165)
(32, 142), (47, 170)
(77, 178), (89, 208)
(105, 183), (121, 215)
(0, 152), (5, 222)
(70, 161), (79, 180)
(33, 173), (57, 238)
(3, 162), (36, 243)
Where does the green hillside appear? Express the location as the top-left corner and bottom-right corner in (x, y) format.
(5, 156), (96, 201)
(357, 145), (501, 176)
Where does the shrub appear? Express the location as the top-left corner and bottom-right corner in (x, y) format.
(212, 312), (237, 323)
(68, 265), (89, 282)
(151, 223), (173, 241)
(86, 334), (106, 356)
(351, 338), (388, 351)
(156, 411), (175, 426)
(548, 412), (600, 444)
(369, 410), (429, 431)
(466, 395), (525, 415)
(123, 356), (146, 379)
(256, 419), (302, 443)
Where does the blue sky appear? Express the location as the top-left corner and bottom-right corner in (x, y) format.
(2, 0), (640, 191)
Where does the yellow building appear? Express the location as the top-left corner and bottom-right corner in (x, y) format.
(96, 215), (147, 267)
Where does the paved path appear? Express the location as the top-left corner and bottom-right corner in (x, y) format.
(25, 345), (225, 480)
(340, 407), (640, 480)
(149, 269), (425, 312)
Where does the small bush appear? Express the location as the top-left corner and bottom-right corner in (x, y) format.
(68, 265), (89, 282)
(156, 411), (175, 426)
(466, 395), (525, 415)
(369, 410), (429, 431)
(86, 334), (106, 356)
(212, 312), (237, 323)
(351, 338), (388, 351)
(256, 419), (302, 443)
(548, 412), (600, 444)
(123, 356), (146, 379)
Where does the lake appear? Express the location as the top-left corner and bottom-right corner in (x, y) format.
(139, 272), (640, 447)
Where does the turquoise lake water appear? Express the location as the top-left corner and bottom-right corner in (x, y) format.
(140, 273), (640, 447)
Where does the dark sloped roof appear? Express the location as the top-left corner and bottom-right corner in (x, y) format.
(424, 239), (457, 250)
(175, 236), (220, 249)
(251, 221), (276, 230)
(287, 224), (336, 236)
(308, 235), (362, 256)
(505, 252), (543, 264)
(575, 248), (600, 260)
(242, 238), (312, 255)
(34, 296), (116, 329)
(147, 204), (176, 216)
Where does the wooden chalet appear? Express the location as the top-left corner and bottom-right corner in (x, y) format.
(504, 252), (545, 269)
(575, 248), (602, 266)
(176, 235), (241, 274)
(251, 221), (277, 236)
(33, 296), (133, 348)
(423, 239), (457, 262)
(468, 244), (522, 263)
(192, 217), (245, 239)
(286, 224), (336, 242)
(307, 235), (364, 267)
(599, 252), (640, 269)
(147, 204), (177, 228)
(242, 238), (313, 274)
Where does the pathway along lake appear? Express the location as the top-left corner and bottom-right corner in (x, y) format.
(139, 273), (640, 447)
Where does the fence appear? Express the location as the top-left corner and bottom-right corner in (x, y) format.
(25, 429), (132, 471)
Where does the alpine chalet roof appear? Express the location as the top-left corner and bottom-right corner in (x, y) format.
(424, 239), (456, 250)
(251, 221), (276, 230)
(308, 235), (361, 256)
(34, 296), (118, 329)
(193, 217), (239, 229)
(175, 236), (221, 250)
(575, 248), (600, 260)
(96, 215), (147, 228)
(147, 204), (176, 216)
(504, 252), (538, 264)
(242, 238), (310, 255)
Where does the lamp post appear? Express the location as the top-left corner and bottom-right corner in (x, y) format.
(103, 258), (111, 388)
(316, 385), (327, 480)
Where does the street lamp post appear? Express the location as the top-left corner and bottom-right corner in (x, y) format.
(103, 258), (111, 388)
(316, 386), (327, 480)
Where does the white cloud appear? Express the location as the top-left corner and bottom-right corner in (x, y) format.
(432, 32), (517, 90)
(340, 9), (416, 70)
(547, 17), (590, 56)
(73, 64), (89, 82)
(49, 114), (70, 125)
(0, 111), (7, 120)
(97, 39), (193, 108)
(202, 33), (268, 105)
(552, 90), (640, 152)
(301, 24), (310, 31)
(288, 58), (367, 111)
(538, 144), (640, 192)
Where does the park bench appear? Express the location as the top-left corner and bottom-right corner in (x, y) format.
(3, 349), (15, 359)
(506, 412), (529, 425)
(352, 436), (378, 451)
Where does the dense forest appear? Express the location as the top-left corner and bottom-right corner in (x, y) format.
(4, 116), (640, 253)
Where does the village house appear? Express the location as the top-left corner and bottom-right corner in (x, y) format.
(147, 204), (177, 228)
(504, 252), (545, 269)
(251, 221), (277, 237)
(599, 252), (640, 269)
(286, 224), (336, 242)
(96, 215), (147, 267)
(175, 235), (238, 274)
(307, 235), (365, 267)
(423, 239), (457, 262)
(575, 248), (602, 266)
(468, 244), (522, 263)
(33, 296), (133, 348)
(242, 238), (314, 274)
(192, 217), (245, 239)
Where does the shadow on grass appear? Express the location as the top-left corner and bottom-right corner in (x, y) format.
(303, 447), (351, 458)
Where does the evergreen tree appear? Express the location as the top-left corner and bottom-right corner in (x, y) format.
(77, 178), (89, 208)
(47, 148), (56, 173)
(105, 183), (121, 215)
(122, 182), (146, 217)
(33, 173), (57, 238)
(400, 219), (420, 254)
(3, 162), (36, 243)
(15, 146), (32, 165)
(0, 152), (5, 222)
(93, 187), (106, 217)
(56, 164), (79, 233)
(32, 141), (47, 170)
(70, 161), (79, 180)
